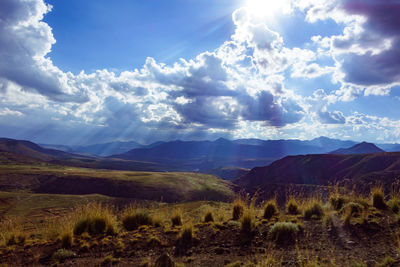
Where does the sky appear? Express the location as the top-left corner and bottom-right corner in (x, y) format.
(1, 0), (400, 145)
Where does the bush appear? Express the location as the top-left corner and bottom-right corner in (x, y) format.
(122, 210), (153, 231)
(263, 200), (278, 219)
(286, 198), (300, 215)
(372, 187), (386, 209)
(232, 201), (244, 220)
(270, 222), (299, 244)
(330, 194), (347, 210)
(171, 209), (183, 226)
(241, 209), (255, 233)
(303, 202), (324, 220)
(204, 211), (214, 223)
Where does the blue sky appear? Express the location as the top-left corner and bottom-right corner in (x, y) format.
(1, 0), (400, 145)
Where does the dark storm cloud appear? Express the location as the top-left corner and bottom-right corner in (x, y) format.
(240, 91), (304, 126)
(335, 0), (400, 87)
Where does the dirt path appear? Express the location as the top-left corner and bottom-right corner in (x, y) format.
(331, 213), (356, 249)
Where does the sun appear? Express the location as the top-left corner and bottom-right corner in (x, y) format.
(244, 0), (290, 19)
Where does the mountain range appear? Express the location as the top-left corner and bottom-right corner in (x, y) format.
(2, 136), (400, 179)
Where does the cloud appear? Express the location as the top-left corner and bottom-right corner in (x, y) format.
(303, 0), (400, 97)
(1, 0), (399, 144)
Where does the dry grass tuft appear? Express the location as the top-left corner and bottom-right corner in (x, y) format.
(171, 209), (183, 226)
(302, 199), (324, 220)
(232, 196), (245, 220)
(122, 206), (153, 231)
(270, 222), (299, 244)
(263, 199), (278, 219)
(286, 197), (300, 215)
(71, 202), (117, 236)
(371, 186), (386, 209)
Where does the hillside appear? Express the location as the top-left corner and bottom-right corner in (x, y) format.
(0, 138), (84, 161)
(330, 141), (385, 154)
(236, 152), (400, 197)
(0, 164), (235, 202)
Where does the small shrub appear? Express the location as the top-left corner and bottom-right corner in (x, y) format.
(270, 222), (299, 244)
(52, 249), (75, 262)
(171, 210), (183, 226)
(286, 198), (300, 215)
(303, 201), (324, 220)
(241, 209), (255, 233)
(122, 210), (153, 231)
(263, 200), (278, 219)
(232, 200), (244, 220)
(330, 194), (347, 210)
(204, 211), (214, 223)
(371, 187), (386, 209)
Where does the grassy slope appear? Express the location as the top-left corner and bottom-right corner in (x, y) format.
(0, 164), (235, 202)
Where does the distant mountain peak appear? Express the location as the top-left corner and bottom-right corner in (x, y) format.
(330, 141), (385, 155)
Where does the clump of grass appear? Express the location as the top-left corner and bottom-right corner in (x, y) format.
(60, 231), (73, 248)
(241, 209), (255, 233)
(303, 200), (324, 220)
(232, 197), (245, 220)
(0, 219), (26, 246)
(204, 211), (214, 223)
(122, 207), (153, 231)
(286, 197), (300, 215)
(52, 249), (75, 263)
(330, 194), (348, 211)
(270, 222), (299, 244)
(178, 223), (193, 246)
(388, 198), (400, 214)
(371, 186), (386, 209)
(171, 209), (183, 226)
(341, 202), (363, 225)
(72, 202), (117, 236)
(263, 199), (278, 219)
